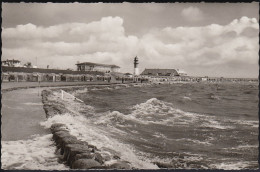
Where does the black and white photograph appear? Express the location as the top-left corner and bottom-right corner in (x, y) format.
(1, 1), (259, 170)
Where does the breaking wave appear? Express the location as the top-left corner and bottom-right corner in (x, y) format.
(39, 82), (259, 169)
(1, 134), (68, 170)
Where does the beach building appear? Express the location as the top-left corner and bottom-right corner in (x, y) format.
(124, 73), (133, 77)
(176, 69), (187, 76)
(2, 59), (22, 67)
(1, 66), (105, 82)
(140, 68), (190, 83)
(76, 62), (120, 73)
(141, 69), (179, 77)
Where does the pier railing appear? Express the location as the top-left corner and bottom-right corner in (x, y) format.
(61, 89), (84, 103)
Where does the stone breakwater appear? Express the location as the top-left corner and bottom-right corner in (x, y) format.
(41, 88), (132, 169)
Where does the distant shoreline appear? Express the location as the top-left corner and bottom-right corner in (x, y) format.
(2, 79), (258, 93)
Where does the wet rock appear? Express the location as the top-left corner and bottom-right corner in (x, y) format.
(90, 148), (95, 153)
(178, 159), (185, 164)
(58, 136), (79, 154)
(61, 137), (86, 150)
(41, 89), (122, 169)
(43, 105), (55, 118)
(88, 144), (98, 151)
(69, 152), (94, 168)
(51, 123), (65, 129)
(186, 161), (209, 169)
(93, 152), (104, 164)
(109, 160), (131, 169)
(101, 147), (120, 160)
(61, 136), (80, 145)
(153, 162), (174, 168)
(52, 130), (71, 144)
(72, 159), (102, 169)
(74, 153), (94, 161)
(64, 144), (91, 163)
(46, 111), (56, 118)
(57, 154), (64, 163)
(50, 123), (68, 133)
(113, 155), (121, 159)
(100, 152), (111, 161)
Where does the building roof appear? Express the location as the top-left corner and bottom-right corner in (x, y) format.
(2, 59), (21, 63)
(141, 69), (179, 76)
(76, 62), (120, 68)
(1, 66), (105, 75)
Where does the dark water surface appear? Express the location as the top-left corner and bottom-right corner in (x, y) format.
(77, 82), (259, 169)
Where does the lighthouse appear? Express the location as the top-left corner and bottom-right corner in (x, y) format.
(134, 56), (139, 76)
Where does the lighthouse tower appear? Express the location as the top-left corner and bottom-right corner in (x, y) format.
(134, 56), (139, 76)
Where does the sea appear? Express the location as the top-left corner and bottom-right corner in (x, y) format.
(2, 81), (258, 170)
(72, 82), (258, 169)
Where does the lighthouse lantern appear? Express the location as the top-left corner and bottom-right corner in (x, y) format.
(134, 56), (139, 76)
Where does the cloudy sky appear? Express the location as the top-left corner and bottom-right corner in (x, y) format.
(2, 2), (259, 78)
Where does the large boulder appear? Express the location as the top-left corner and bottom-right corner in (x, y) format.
(93, 152), (104, 164)
(88, 144), (99, 152)
(50, 123), (68, 133)
(101, 147), (120, 159)
(109, 160), (131, 169)
(100, 152), (111, 161)
(64, 144), (91, 163)
(58, 136), (80, 154)
(53, 131), (71, 142)
(51, 123), (65, 130)
(52, 130), (71, 148)
(113, 155), (121, 160)
(72, 159), (102, 169)
(153, 161), (174, 168)
(70, 152), (95, 167)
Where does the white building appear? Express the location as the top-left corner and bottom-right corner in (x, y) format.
(176, 69), (187, 76)
(2, 59), (22, 67)
(76, 62), (120, 73)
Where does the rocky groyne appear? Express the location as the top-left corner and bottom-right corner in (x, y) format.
(41, 88), (132, 169)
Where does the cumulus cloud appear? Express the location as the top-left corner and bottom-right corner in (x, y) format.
(2, 16), (139, 70)
(2, 16), (259, 77)
(181, 6), (204, 22)
(138, 16), (258, 77)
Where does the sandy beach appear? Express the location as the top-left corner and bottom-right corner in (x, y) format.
(1, 81), (127, 140)
(1, 87), (49, 141)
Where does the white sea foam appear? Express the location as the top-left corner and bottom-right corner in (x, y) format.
(225, 144), (258, 150)
(23, 102), (43, 106)
(44, 90), (257, 169)
(41, 113), (158, 169)
(201, 119), (234, 129)
(236, 144), (258, 149)
(210, 95), (221, 100)
(72, 87), (88, 95)
(129, 98), (230, 129)
(210, 161), (258, 170)
(152, 132), (168, 139)
(90, 87), (103, 91)
(147, 152), (206, 169)
(1, 134), (68, 170)
(55, 91), (237, 131)
(183, 96), (192, 101)
(175, 138), (212, 146)
(233, 119), (259, 128)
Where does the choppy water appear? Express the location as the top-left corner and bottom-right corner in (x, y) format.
(73, 82), (258, 169)
(1, 134), (68, 170)
(31, 82), (258, 170)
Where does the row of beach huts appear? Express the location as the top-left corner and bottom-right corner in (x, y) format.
(1, 66), (257, 83)
(1, 66), (110, 82)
